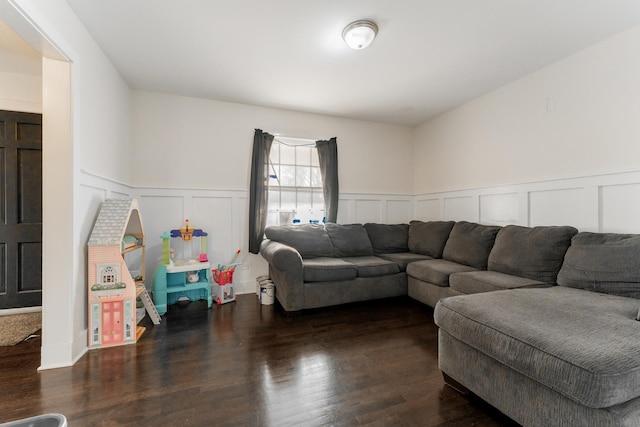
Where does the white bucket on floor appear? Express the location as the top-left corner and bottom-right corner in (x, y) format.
(260, 282), (275, 305)
(256, 275), (269, 299)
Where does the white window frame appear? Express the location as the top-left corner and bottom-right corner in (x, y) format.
(267, 137), (325, 227)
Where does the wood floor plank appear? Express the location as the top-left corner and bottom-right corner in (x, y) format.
(0, 295), (518, 426)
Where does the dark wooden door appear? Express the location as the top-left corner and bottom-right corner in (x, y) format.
(0, 110), (42, 309)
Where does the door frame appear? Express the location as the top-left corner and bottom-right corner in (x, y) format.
(0, 1), (76, 370)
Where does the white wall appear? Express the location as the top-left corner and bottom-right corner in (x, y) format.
(0, 70), (41, 113)
(131, 91), (414, 194)
(414, 24), (640, 195)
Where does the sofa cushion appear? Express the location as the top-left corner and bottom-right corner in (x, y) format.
(325, 223), (374, 257)
(434, 286), (640, 408)
(376, 252), (433, 271)
(265, 224), (334, 259)
(364, 223), (409, 254)
(557, 232), (640, 298)
(442, 221), (501, 269)
(406, 259), (478, 287)
(449, 270), (549, 294)
(343, 256), (400, 278)
(408, 220), (455, 258)
(302, 258), (357, 282)
(488, 225), (578, 284)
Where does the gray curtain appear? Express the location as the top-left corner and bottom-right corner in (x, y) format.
(248, 129), (274, 253)
(316, 137), (339, 223)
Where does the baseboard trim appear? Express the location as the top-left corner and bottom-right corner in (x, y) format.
(0, 306), (42, 316)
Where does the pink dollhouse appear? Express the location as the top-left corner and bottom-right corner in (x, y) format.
(87, 198), (148, 348)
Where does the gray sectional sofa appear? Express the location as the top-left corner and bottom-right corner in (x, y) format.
(260, 221), (640, 426)
(260, 220), (577, 311)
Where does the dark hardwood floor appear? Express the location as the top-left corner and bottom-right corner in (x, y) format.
(0, 295), (518, 426)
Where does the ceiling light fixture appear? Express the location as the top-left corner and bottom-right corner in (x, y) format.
(342, 20), (378, 50)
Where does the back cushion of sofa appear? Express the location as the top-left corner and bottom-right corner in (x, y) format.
(488, 225), (578, 284)
(325, 223), (374, 257)
(264, 224), (334, 258)
(442, 221), (501, 269)
(364, 223), (409, 254)
(557, 232), (640, 298)
(408, 220), (455, 258)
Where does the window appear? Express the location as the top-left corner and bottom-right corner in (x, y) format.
(249, 129), (336, 254)
(266, 137), (325, 227)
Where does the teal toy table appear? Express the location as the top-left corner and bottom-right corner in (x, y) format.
(152, 262), (212, 315)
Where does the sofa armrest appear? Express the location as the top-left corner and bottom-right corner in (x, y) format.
(259, 239), (305, 311)
(260, 239), (303, 270)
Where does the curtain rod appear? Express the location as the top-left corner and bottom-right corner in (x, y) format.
(272, 133), (327, 141)
(273, 134), (319, 147)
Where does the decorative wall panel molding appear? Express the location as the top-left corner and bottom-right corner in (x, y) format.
(415, 170), (640, 233)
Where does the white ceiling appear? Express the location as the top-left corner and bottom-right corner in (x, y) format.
(18, 1), (640, 125)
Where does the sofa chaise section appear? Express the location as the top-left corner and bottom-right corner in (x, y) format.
(434, 231), (640, 426)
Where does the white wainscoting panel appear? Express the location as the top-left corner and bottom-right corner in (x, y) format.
(386, 200), (412, 224)
(192, 195), (235, 267)
(354, 200), (382, 224)
(479, 193), (519, 226)
(415, 170), (640, 233)
(337, 199), (352, 224)
(444, 196), (476, 222)
(528, 188), (585, 228)
(415, 198), (441, 221)
(338, 194), (413, 224)
(600, 183), (640, 233)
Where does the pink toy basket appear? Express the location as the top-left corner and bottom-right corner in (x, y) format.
(212, 268), (234, 285)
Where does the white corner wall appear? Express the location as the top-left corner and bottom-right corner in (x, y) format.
(413, 24), (640, 233)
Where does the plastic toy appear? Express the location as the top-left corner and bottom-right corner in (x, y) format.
(153, 220), (212, 314)
(212, 249), (241, 304)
